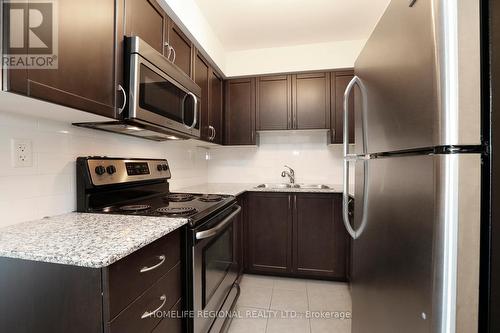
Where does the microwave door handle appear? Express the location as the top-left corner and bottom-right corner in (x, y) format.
(117, 84), (127, 114)
(196, 205), (241, 240)
(184, 91), (198, 129)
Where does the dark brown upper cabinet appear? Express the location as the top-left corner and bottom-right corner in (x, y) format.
(124, 0), (168, 56)
(195, 50), (223, 145)
(331, 71), (355, 144)
(166, 20), (193, 78)
(292, 72), (331, 130)
(3, 0), (119, 118)
(224, 78), (256, 145)
(256, 75), (292, 130)
(194, 51), (210, 141)
(208, 69), (224, 144)
(247, 193), (293, 274)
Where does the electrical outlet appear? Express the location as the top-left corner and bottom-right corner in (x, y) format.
(11, 139), (33, 168)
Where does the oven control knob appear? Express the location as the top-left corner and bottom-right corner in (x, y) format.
(162, 164), (169, 171)
(95, 165), (106, 175)
(157, 164), (163, 171)
(106, 165), (116, 175)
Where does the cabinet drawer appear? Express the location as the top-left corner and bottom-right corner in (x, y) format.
(109, 263), (182, 333)
(107, 229), (181, 319)
(151, 298), (183, 333)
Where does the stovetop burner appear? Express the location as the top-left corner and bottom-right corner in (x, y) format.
(119, 204), (151, 212)
(156, 206), (197, 216)
(198, 194), (224, 202)
(165, 193), (195, 202)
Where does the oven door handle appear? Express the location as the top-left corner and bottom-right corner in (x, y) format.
(196, 205), (241, 240)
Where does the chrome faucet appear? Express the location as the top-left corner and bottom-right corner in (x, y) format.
(281, 165), (295, 184)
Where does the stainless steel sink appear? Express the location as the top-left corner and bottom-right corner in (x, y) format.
(255, 183), (292, 189)
(255, 183), (330, 190)
(293, 184), (331, 189)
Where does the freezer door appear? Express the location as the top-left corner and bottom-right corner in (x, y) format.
(351, 154), (480, 333)
(353, 0), (480, 154)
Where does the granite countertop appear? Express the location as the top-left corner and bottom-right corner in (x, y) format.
(175, 183), (349, 196)
(0, 213), (188, 268)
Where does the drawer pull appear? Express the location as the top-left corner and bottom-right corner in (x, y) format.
(141, 294), (167, 319)
(140, 255), (166, 273)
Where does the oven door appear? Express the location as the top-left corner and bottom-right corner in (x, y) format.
(192, 204), (241, 333)
(128, 53), (201, 138)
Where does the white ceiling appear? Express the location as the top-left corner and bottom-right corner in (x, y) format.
(193, 0), (390, 51)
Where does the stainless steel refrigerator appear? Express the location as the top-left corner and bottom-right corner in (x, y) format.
(341, 1), (483, 332)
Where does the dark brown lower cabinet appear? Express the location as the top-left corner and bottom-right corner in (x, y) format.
(245, 192), (350, 281)
(293, 193), (349, 279)
(247, 192), (293, 274)
(0, 229), (183, 333)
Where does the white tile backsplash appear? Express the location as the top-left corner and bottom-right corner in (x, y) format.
(0, 113), (350, 227)
(207, 131), (346, 185)
(0, 111), (208, 227)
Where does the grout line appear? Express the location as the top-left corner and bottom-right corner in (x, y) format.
(265, 276), (276, 333)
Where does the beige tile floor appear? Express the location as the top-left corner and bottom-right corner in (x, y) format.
(227, 274), (352, 333)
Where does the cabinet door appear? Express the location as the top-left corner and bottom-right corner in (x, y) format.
(224, 78), (256, 145)
(331, 72), (355, 144)
(209, 69), (224, 144)
(293, 193), (349, 280)
(247, 193), (292, 274)
(292, 73), (331, 129)
(167, 20), (193, 77)
(5, 0), (118, 118)
(194, 51), (210, 141)
(124, 0), (167, 55)
(256, 75), (292, 130)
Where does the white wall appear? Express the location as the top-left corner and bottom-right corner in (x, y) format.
(0, 115), (350, 227)
(207, 131), (345, 184)
(224, 40), (365, 77)
(158, 1), (365, 77)
(0, 111), (209, 227)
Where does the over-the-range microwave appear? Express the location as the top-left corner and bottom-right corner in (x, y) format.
(74, 36), (201, 141)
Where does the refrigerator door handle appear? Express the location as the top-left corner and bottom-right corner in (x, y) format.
(342, 76), (369, 239)
(343, 75), (368, 157)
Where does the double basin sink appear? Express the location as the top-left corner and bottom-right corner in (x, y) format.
(255, 183), (330, 189)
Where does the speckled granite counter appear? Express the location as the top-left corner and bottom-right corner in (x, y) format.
(0, 213), (187, 268)
(175, 183), (349, 196)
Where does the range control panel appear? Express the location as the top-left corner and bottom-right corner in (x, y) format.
(86, 158), (171, 186)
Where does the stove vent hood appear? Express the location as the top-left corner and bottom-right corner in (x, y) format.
(73, 120), (189, 141)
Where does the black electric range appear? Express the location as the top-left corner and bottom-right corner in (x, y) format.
(76, 157), (236, 227)
(76, 157), (241, 333)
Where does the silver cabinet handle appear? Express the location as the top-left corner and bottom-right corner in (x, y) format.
(169, 46), (176, 63)
(117, 84), (127, 114)
(164, 42), (172, 60)
(208, 125), (215, 140)
(140, 255), (166, 273)
(342, 76), (369, 240)
(196, 206), (241, 240)
(141, 294), (167, 319)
